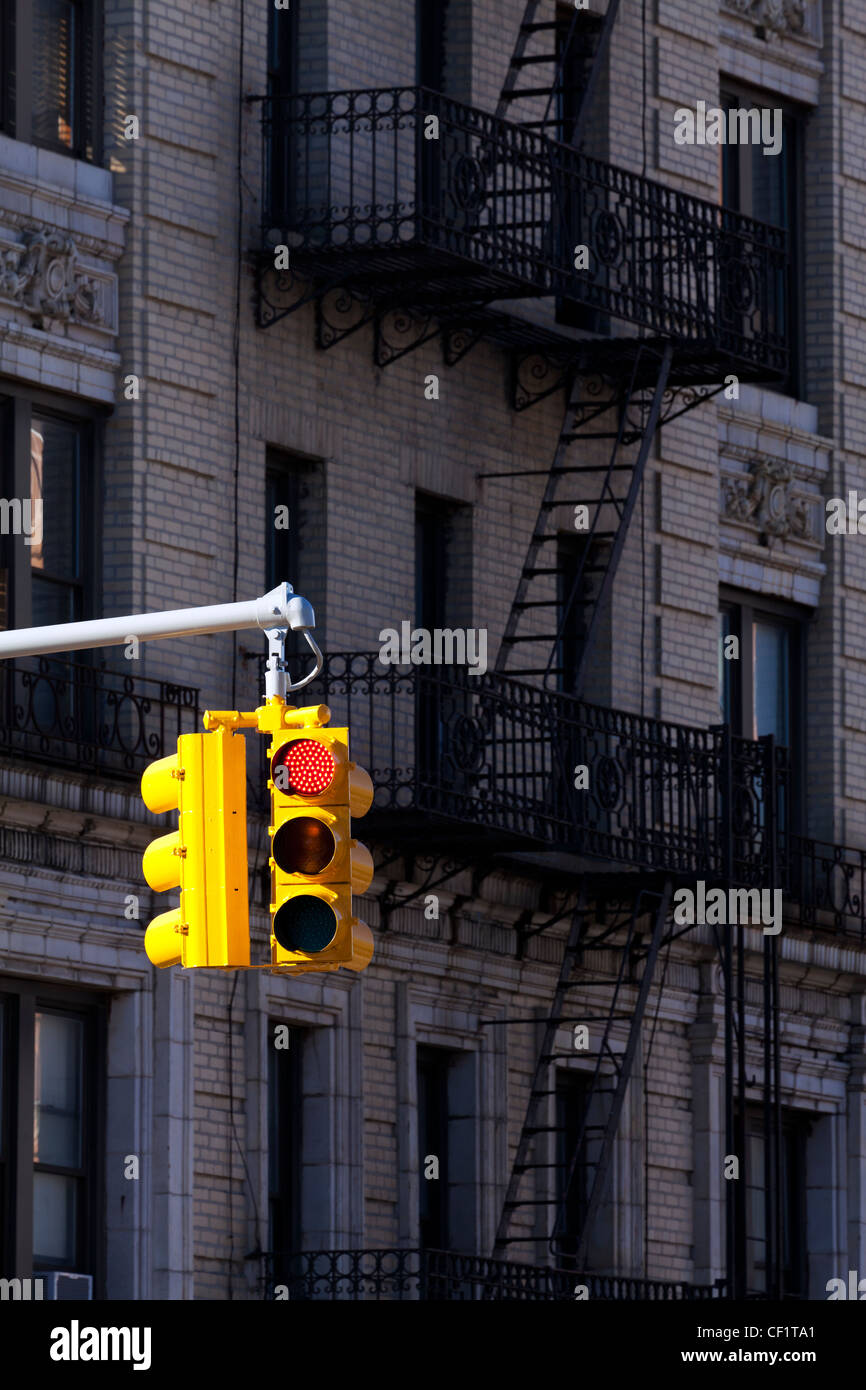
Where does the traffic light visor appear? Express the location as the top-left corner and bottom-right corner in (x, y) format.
(272, 739), (336, 795)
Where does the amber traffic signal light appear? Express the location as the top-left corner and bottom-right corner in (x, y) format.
(141, 727), (250, 969)
(268, 707), (374, 972)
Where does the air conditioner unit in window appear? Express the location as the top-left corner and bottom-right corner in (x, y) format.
(42, 1271), (93, 1300)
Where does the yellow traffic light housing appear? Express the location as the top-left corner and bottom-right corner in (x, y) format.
(267, 706), (374, 972)
(141, 726), (250, 969)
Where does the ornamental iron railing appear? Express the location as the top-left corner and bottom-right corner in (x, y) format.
(0, 656), (201, 779)
(261, 87), (789, 376)
(283, 652), (783, 881)
(261, 1248), (724, 1301)
(248, 653), (866, 938)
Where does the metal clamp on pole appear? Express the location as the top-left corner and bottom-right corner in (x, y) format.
(262, 592), (322, 700)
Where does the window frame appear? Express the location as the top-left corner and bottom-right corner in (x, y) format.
(0, 384), (102, 633)
(0, 980), (106, 1292)
(554, 1070), (590, 1268)
(266, 1), (299, 224)
(417, 1044), (451, 1251)
(416, 0), (449, 93)
(719, 589), (807, 820)
(2, 0), (102, 163)
(267, 1020), (303, 1286)
(719, 80), (806, 399)
(742, 1103), (809, 1299)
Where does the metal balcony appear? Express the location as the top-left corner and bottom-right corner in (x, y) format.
(260, 1248), (724, 1301)
(0, 656), (201, 779)
(257, 653), (866, 938)
(259, 86), (789, 380)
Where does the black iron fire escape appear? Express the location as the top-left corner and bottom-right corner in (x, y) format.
(250, 0), (791, 1301)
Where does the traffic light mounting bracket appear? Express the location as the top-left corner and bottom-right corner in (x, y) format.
(0, 580), (374, 975)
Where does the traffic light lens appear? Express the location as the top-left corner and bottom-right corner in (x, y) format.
(273, 739), (336, 795)
(273, 816), (336, 874)
(273, 896), (337, 954)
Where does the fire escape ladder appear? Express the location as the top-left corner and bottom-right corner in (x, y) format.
(551, 879), (673, 1269)
(497, 0), (621, 142)
(492, 882), (591, 1256)
(495, 341), (674, 693)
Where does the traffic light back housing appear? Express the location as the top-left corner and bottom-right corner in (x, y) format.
(142, 727), (250, 969)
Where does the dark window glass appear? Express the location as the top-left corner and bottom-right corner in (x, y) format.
(266, 1), (298, 224)
(415, 494), (456, 785)
(554, 9), (603, 328)
(265, 451), (323, 665)
(31, 0), (96, 161)
(415, 493), (453, 633)
(0, 998), (6, 1273)
(744, 1106), (808, 1298)
(268, 1023), (302, 1283)
(417, 0), (449, 91)
(0, 0), (15, 135)
(555, 6), (603, 144)
(556, 534), (588, 693)
(555, 1073), (589, 1267)
(719, 607), (735, 724)
(417, 1045), (449, 1250)
(265, 466), (299, 599)
(32, 1009), (88, 1270)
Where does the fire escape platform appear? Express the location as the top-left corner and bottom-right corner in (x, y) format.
(257, 86), (790, 385)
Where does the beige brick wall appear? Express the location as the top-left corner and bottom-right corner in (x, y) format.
(0, 0), (860, 1300)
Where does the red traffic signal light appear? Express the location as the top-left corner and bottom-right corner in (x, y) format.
(272, 739), (336, 796)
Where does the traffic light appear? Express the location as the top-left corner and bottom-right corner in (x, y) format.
(141, 726), (250, 969)
(268, 706), (374, 972)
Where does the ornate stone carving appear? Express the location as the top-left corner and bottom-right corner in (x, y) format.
(0, 229), (103, 327)
(726, 0), (807, 38)
(722, 457), (810, 541)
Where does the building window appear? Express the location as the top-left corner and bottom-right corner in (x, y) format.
(555, 1072), (590, 1268)
(554, 7), (604, 328)
(719, 594), (805, 835)
(268, 1022), (303, 1287)
(33, 1010), (85, 1270)
(416, 1044), (476, 1253)
(0, 997), (9, 1275)
(415, 492), (473, 784)
(266, 0), (299, 224)
(0, 390), (98, 633)
(417, 0), (449, 92)
(1, 0), (100, 161)
(718, 596), (804, 748)
(554, 6), (603, 145)
(720, 85), (804, 396)
(0, 983), (104, 1288)
(555, 533), (606, 695)
(265, 449), (324, 656)
(744, 1105), (808, 1298)
(417, 1046), (449, 1250)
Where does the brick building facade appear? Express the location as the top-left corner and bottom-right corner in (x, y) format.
(0, 0), (864, 1302)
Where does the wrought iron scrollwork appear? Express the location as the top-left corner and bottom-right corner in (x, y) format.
(374, 307), (438, 366)
(256, 87), (789, 378)
(316, 286), (376, 349)
(0, 657), (200, 778)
